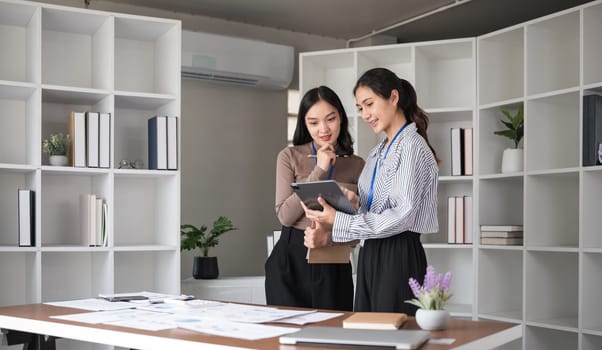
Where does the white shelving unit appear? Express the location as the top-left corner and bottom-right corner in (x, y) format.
(300, 1), (602, 349)
(0, 2), (181, 348)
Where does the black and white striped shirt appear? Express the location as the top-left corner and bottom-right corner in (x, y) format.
(332, 122), (439, 242)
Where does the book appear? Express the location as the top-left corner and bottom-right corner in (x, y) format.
(81, 194), (96, 246)
(18, 189), (35, 247)
(86, 112), (100, 167)
(463, 128), (473, 175)
(342, 312), (407, 330)
(447, 197), (455, 244)
(69, 111), (86, 167)
(454, 196), (464, 244)
(583, 95), (602, 166)
(480, 231), (523, 238)
(148, 116), (167, 170)
(480, 237), (523, 245)
(95, 198), (104, 247)
(99, 112), (111, 168)
(464, 196), (473, 244)
(480, 225), (523, 232)
(167, 116), (178, 170)
(450, 128), (464, 176)
(101, 201), (108, 247)
(306, 244), (353, 264)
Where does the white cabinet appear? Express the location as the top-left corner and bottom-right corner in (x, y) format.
(300, 1), (602, 348)
(0, 0), (181, 325)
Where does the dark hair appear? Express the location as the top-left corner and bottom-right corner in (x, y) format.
(292, 86), (354, 155)
(353, 68), (438, 162)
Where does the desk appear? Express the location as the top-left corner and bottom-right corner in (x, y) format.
(0, 304), (521, 350)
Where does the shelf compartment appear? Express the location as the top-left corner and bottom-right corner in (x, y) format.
(0, 251), (38, 306)
(414, 40), (474, 110)
(356, 45), (413, 82)
(525, 325), (577, 350)
(478, 102), (524, 175)
(0, 2), (39, 83)
(478, 27), (524, 105)
(526, 11), (579, 95)
(524, 173), (578, 247)
(0, 83), (39, 165)
(525, 92), (579, 171)
(427, 110), (473, 177)
(113, 99), (178, 170)
(0, 170), (37, 246)
(478, 249), (522, 320)
(115, 16), (180, 95)
(583, 252), (602, 332)
(423, 180), (472, 245)
(41, 7), (113, 90)
(113, 175), (178, 246)
(41, 172), (111, 246)
(114, 250), (178, 295)
(583, 333), (602, 350)
(424, 248), (473, 314)
(478, 176), (523, 229)
(583, 3), (602, 86)
(583, 171), (602, 249)
(525, 251), (577, 328)
(41, 251), (111, 302)
(300, 51), (356, 118)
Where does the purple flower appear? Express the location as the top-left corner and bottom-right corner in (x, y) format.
(409, 277), (421, 297)
(441, 272), (452, 292)
(423, 265), (436, 291)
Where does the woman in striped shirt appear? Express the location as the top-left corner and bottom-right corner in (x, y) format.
(302, 68), (439, 315)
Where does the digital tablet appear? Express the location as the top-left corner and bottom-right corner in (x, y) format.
(291, 180), (357, 214)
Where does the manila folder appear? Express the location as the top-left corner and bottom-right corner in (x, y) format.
(307, 244), (352, 264)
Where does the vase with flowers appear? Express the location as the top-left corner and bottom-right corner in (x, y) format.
(405, 265), (453, 330)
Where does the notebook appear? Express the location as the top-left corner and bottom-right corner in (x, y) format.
(343, 312), (408, 330)
(279, 326), (430, 349)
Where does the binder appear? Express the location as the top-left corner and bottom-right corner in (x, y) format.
(99, 112), (111, 168)
(69, 112), (86, 167)
(81, 194), (96, 246)
(167, 116), (178, 170)
(86, 112), (100, 167)
(18, 189), (35, 247)
(463, 128), (473, 175)
(450, 128), (464, 176)
(148, 116), (167, 170)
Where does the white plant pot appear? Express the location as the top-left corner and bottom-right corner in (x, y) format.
(501, 148), (523, 173)
(415, 309), (450, 331)
(49, 155), (68, 166)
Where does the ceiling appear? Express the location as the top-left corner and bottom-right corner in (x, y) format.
(117, 0), (593, 43)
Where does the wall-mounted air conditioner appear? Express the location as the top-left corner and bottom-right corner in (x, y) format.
(182, 30), (294, 89)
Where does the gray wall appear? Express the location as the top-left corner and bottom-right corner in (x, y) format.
(39, 0), (346, 277)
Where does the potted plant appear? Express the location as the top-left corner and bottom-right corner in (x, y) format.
(181, 216), (237, 279)
(405, 265), (453, 330)
(42, 133), (70, 166)
(494, 105), (524, 173)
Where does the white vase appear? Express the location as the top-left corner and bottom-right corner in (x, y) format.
(501, 148), (523, 173)
(415, 309), (450, 331)
(49, 155), (68, 166)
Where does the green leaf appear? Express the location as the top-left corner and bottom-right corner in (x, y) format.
(181, 217), (237, 256)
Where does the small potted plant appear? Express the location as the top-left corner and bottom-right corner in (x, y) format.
(494, 105), (524, 173)
(42, 133), (71, 166)
(405, 265), (453, 330)
(181, 216), (237, 279)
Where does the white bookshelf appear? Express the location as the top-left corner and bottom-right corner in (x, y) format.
(0, 3), (181, 347)
(300, 1), (602, 348)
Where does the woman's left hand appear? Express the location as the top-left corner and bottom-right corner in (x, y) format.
(301, 197), (336, 226)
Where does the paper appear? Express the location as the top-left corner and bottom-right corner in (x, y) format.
(45, 298), (133, 311)
(52, 309), (178, 331)
(274, 312), (344, 325)
(177, 317), (299, 340)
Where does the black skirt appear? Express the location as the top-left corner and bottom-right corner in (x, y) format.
(354, 231), (427, 315)
(264, 226), (353, 311)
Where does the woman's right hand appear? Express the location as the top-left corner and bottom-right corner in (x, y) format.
(316, 143), (336, 171)
(341, 186), (359, 210)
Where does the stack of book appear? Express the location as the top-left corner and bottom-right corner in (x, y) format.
(148, 115), (178, 170)
(447, 195), (472, 244)
(480, 225), (523, 245)
(81, 194), (108, 247)
(70, 111), (111, 168)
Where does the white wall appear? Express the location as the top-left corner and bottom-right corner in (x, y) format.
(37, 0), (346, 277)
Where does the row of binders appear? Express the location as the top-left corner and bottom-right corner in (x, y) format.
(70, 111), (111, 168)
(450, 127), (473, 176)
(447, 196), (473, 244)
(81, 194), (108, 247)
(480, 225), (523, 245)
(148, 116), (178, 170)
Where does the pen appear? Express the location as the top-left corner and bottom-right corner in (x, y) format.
(306, 154), (350, 158)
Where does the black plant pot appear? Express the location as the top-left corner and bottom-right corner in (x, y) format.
(192, 256), (219, 279)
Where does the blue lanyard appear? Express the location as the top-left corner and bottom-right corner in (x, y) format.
(366, 122), (409, 211)
(311, 142), (335, 180)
